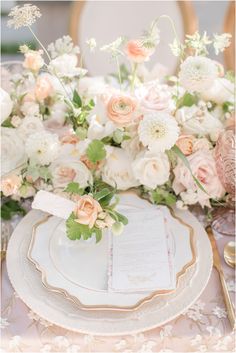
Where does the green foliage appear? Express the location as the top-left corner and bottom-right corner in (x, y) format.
(66, 212), (102, 243)
(64, 182), (84, 195)
(222, 101), (233, 113)
(1, 199), (26, 220)
(86, 140), (106, 163)
(151, 189), (177, 206)
(26, 164), (52, 182)
(176, 93), (198, 109)
(73, 90), (82, 108)
(1, 118), (14, 128)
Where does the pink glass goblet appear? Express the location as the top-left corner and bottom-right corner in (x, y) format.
(212, 121), (235, 236)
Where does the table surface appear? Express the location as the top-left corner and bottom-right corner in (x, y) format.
(1, 215), (235, 353)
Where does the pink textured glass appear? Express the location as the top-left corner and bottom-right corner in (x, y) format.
(212, 121), (235, 236)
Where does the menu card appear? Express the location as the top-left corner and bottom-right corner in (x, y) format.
(108, 208), (175, 292)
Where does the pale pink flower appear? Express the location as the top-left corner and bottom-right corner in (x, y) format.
(35, 76), (53, 101)
(23, 50), (44, 72)
(1, 175), (22, 196)
(126, 40), (154, 63)
(136, 82), (173, 113)
(74, 195), (102, 228)
(176, 135), (195, 156)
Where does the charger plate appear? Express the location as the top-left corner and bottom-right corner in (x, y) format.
(27, 194), (196, 310)
(6, 198), (212, 335)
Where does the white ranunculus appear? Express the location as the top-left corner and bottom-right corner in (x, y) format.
(87, 114), (115, 140)
(176, 106), (223, 137)
(50, 158), (92, 189)
(17, 116), (44, 141)
(48, 54), (87, 78)
(25, 131), (59, 166)
(132, 151), (170, 189)
(201, 78), (234, 104)
(179, 56), (218, 93)
(1, 128), (27, 175)
(78, 76), (107, 98)
(1, 88), (13, 123)
(102, 147), (139, 190)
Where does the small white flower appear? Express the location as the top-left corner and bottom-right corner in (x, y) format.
(17, 116), (44, 141)
(100, 37), (125, 58)
(169, 38), (184, 57)
(179, 56), (218, 93)
(53, 336), (70, 348)
(48, 35), (80, 59)
(48, 54), (87, 78)
(0, 317), (9, 329)
(213, 33), (232, 55)
(138, 112), (179, 153)
(212, 306), (227, 318)
(0, 87), (13, 123)
(11, 115), (22, 128)
(7, 4), (41, 29)
(25, 131), (59, 166)
(227, 279), (236, 292)
(185, 31), (211, 55)
(86, 38), (97, 52)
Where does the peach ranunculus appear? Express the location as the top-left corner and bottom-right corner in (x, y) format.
(23, 50), (44, 72)
(1, 175), (22, 197)
(173, 150), (225, 207)
(74, 195), (102, 228)
(60, 134), (79, 145)
(176, 135), (195, 156)
(106, 94), (138, 127)
(126, 40), (154, 63)
(35, 77), (54, 101)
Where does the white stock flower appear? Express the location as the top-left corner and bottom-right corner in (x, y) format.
(50, 158), (92, 189)
(1, 128), (27, 176)
(102, 147), (139, 190)
(0, 88), (13, 123)
(100, 37), (124, 58)
(48, 54), (87, 78)
(213, 33), (231, 55)
(179, 56), (218, 93)
(7, 4), (41, 29)
(86, 38), (97, 52)
(17, 116), (44, 141)
(25, 131), (59, 165)
(48, 35), (80, 59)
(132, 151), (170, 189)
(138, 112), (179, 152)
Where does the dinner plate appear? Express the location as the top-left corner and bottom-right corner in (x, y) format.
(6, 205), (212, 335)
(27, 193), (196, 310)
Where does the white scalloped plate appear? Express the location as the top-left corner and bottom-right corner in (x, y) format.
(6, 200), (212, 335)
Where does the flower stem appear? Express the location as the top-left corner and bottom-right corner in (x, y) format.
(116, 56), (122, 90)
(131, 63), (138, 92)
(28, 26), (51, 62)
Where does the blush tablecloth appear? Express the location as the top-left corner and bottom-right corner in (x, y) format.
(1, 216), (235, 353)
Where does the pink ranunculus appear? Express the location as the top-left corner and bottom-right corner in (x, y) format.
(173, 150), (225, 207)
(1, 175), (22, 197)
(23, 50), (44, 72)
(126, 40), (154, 63)
(176, 135), (195, 156)
(106, 94), (138, 127)
(74, 195), (102, 229)
(35, 77), (54, 101)
(57, 167), (76, 185)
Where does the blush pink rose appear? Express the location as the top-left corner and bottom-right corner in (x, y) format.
(35, 77), (54, 101)
(126, 40), (154, 63)
(176, 135), (195, 156)
(60, 134), (79, 145)
(57, 167), (76, 185)
(23, 50), (44, 72)
(106, 94), (138, 127)
(137, 82), (173, 112)
(173, 150), (225, 207)
(74, 195), (102, 228)
(1, 174), (22, 196)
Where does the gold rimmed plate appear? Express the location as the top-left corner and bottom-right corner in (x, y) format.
(27, 193), (197, 311)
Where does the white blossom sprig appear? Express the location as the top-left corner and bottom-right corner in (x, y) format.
(185, 31), (212, 56)
(48, 35), (80, 59)
(213, 33), (232, 55)
(7, 4), (41, 29)
(86, 38), (97, 52)
(100, 37), (125, 58)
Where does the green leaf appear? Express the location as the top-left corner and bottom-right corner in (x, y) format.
(66, 213), (93, 240)
(176, 93), (198, 109)
(38, 166), (52, 182)
(222, 101), (233, 113)
(94, 188), (111, 201)
(172, 144), (208, 194)
(114, 211), (128, 225)
(64, 182), (84, 195)
(75, 127), (87, 140)
(1, 200), (26, 220)
(86, 140), (106, 164)
(1, 117), (14, 128)
(94, 228), (102, 243)
(73, 90), (82, 108)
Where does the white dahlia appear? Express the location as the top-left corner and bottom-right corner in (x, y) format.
(179, 56), (218, 93)
(138, 113), (179, 153)
(25, 131), (59, 166)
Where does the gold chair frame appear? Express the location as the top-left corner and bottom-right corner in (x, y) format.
(224, 1), (235, 71)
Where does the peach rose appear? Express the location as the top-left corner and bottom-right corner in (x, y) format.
(106, 94), (138, 127)
(176, 135), (195, 156)
(1, 175), (22, 197)
(126, 40), (154, 63)
(23, 50), (44, 72)
(173, 150), (225, 207)
(60, 134), (79, 145)
(74, 195), (102, 228)
(35, 77), (53, 101)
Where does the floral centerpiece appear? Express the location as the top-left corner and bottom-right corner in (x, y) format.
(1, 4), (235, 241)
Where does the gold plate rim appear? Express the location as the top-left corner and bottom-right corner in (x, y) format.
(27, 205), (197, 312)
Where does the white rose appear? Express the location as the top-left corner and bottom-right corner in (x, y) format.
(50, 158), (92, 189)
(17, 116), (44, 141)
(87, 114), (115, 140)
(48, 54), (87, 78)
(1, 88), (13, 123)
(21, 101), (40, 117)
(201, 78), (234, 104)
(102, 147), (139, 190)
(78, 76), (107, 98)
(176, 106), (223, 137)
(132, 151), (170, 189)
(1, 128), (27, 176)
